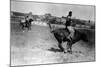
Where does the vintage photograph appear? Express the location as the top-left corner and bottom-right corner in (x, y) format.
(10, 0), (95, 66)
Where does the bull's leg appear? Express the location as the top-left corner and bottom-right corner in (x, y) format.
(28, 23), (31, 30)
(20, 24), (22, 29)
(22, 25), (24, 30)
(58, 42), (65, 53)
(69, 42), (72, 54)
(28, 26), (30, 30)
(67, 42), (72, 54)
(66, 42), (70, 53)
(26, 23), (29, 31)
(29, 24), (31, 30)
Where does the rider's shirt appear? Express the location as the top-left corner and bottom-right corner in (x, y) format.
(65, 16), (72, 27)
(65, 14), (75, 39)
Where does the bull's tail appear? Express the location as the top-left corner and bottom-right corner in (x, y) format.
(81, 33), (88, 42)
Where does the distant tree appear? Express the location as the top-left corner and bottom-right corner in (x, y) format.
(45, 13), (51, 17)
(44, 13), (52, 22)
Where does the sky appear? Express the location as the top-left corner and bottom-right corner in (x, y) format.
(11, 1), (95, 21)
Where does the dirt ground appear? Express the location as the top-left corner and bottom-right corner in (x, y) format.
(10, 22), (95, 66)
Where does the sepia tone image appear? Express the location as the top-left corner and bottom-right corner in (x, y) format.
(10, 0), (95, 66)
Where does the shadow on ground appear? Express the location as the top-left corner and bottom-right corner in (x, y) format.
(48, 47), (63, 52)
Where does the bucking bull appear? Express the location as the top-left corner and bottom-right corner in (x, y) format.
(19, 17), (33, 31)
(48, 23), (88, 54)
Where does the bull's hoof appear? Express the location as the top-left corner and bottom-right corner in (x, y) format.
(64, 51), (67, 53)
(67, 50), (72, 54)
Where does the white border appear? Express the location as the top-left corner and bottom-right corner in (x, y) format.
(12, 0), (96, 5)
(0, 0), (98, 67)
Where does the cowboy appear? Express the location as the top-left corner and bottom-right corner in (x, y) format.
(25, 12), (33, 26)
(65, 11), (75, 40)
(25, 12), (33, 22)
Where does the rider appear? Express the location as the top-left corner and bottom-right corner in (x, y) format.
(65, 11), (75, 40)
(25, 12), (33, 25)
